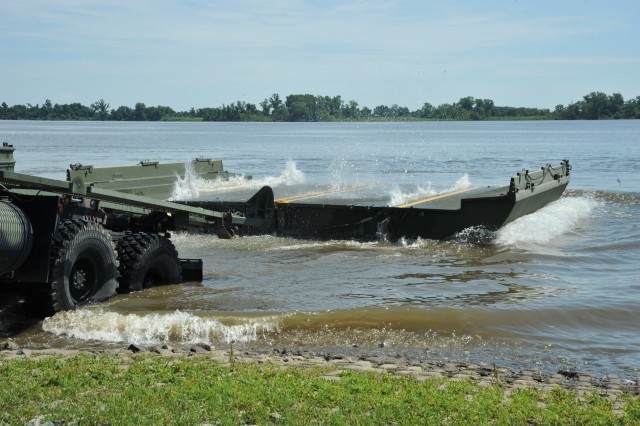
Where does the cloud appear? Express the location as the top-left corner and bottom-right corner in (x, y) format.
(1, 0), (638, 110)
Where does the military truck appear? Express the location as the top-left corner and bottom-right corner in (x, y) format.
(0, 142), (273, 316)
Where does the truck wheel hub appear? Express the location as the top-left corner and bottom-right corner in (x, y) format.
(71, 269), (88, 290)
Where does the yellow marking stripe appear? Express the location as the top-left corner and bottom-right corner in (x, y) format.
(397, 186), (481, 208)
(276, 185), (368, 204)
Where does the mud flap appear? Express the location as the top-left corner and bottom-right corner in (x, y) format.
(180, 259), (203, 282)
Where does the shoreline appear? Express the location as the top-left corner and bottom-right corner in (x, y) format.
(2, 340), (638, 398)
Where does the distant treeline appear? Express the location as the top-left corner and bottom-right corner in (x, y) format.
(1, 91), (639, 122)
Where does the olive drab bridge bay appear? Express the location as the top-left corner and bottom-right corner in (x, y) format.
(1, 142), (570, 315)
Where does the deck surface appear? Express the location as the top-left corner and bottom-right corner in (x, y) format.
(198, 184), (510, 211)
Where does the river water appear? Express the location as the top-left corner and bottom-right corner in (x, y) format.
(1, 120), (639, 379)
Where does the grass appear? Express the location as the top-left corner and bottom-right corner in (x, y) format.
(0, 353), (637, 425)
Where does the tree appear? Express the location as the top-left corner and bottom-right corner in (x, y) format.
(582, 91), (609, 119)
(260, 99), (271, 115)
(42, 99), (53, 119)
(432, 103), (459, 120)
(607, 93), (624, 118)
(343, 100), (360, 119)
(198, 107), (222, 121)
(109, 105), (133, 121)
(133, 103), (147, 121)
(269, 94), (283, 112)
(91, 99), (110, 120)
(622, 96), (640, 119)
(285, 94), (317, 121)
(145, 106), (162, 121)
(418, 102), (434, 118)
(373, 105), (390, 118)
(327, 96), (343, 117)
(388, 104), (410, 118)
(457, 96), (475, 111)
(474, 98), (494, 116)
(245, 102), (258, 116)
(554, 104), (565, 116)
(2, 90), (638, 122)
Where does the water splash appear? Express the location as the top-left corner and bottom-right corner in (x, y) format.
(387, 173), (469, 206)
(169, 160), (305, 200)
(451, 173), (471, 191)
(43, 308), (281, 345)
(387, 184), (436, 206)
(496, 195), (598, 246)
(453, 226), (496, 246)
(277, 159), (306, 186)
(230, 159), (305, 188)
(328, 156), (364, 190)
(170, 161), (204, 200)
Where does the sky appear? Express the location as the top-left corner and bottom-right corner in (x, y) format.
(1, 0), (639, 111)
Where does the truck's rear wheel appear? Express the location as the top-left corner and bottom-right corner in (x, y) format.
(116, 233), (181, 293)
(25, 219), (118, 316)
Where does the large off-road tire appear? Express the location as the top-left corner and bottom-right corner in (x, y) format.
(116, 232), (181, 293)
(24, 219), (119, 317)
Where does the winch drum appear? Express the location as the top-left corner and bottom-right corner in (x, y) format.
(0, 201), (34, 275)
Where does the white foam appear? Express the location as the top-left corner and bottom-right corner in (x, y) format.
(450, 173), (471, 191)
(387, 173), (469, 206)
(387, 184), (436, 206)
(170, 161), (204, 200)
(42, 308), (281, 345)
(496, 196), (598, 246)
(278, 159), (306, 185)
(170, 160), (305, 200)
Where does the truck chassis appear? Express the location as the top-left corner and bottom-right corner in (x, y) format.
(1, 143), (272, 316)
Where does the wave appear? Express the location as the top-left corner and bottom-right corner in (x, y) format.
(273, 305), (640, 336)
(495, 195), (599, 246)
(42, 308), (282, 345)
(566, 188), (640, 204)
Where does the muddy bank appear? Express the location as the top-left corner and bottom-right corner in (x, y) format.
(2, 339), (639, 400)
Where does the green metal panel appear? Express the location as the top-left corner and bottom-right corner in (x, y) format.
(0, 142), (16, 172)
(0, 170), (264, 228)
(509, 161), (570, 201)
(67, 158), (239, 199)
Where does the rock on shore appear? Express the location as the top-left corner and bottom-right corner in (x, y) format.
(2, 339), (638, 400)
